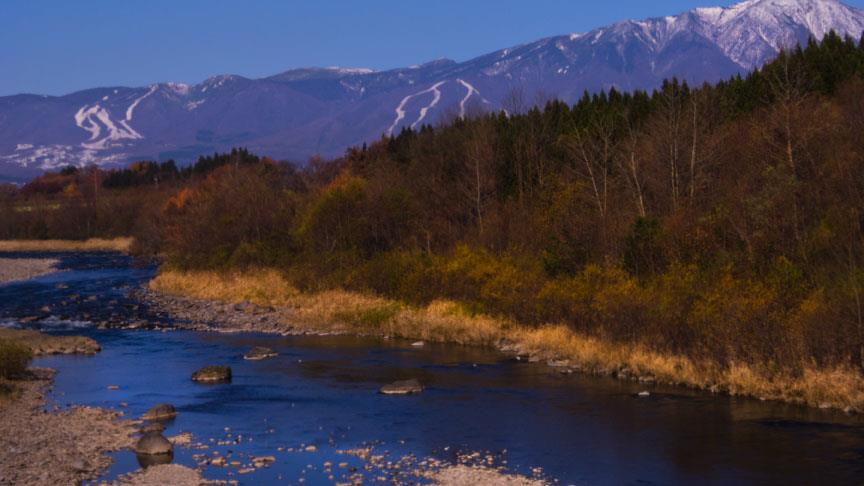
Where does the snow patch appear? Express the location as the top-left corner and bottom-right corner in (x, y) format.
(126, 85), (157, 122)
(387, 81), (447, 136)
(75, 103), (142, 151)
(185, 99), (206, 111)
(327, 66), (376, 75)
(411, 81), (445, 130)
(457, 79), (480, 118)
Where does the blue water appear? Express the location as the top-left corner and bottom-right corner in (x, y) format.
(2, 253), (864, 485)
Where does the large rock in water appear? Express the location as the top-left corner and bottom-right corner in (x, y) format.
(191, 365), (232, 383)
(142, 404), (177, 421)
(379, 379), (424, 395)
(243, 346), (278, 361)
(135, 433), (173, 455)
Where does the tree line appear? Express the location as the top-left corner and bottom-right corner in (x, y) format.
(4, 33), (864, 375)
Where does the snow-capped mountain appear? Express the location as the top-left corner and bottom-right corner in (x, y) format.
(2, 0), (863, 181)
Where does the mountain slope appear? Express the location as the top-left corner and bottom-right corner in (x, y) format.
(2, 0), (863, 179)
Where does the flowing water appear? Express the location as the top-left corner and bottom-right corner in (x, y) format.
(1, 253), (863, 485)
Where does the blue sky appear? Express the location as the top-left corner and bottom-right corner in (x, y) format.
(2, 0), (863, 96)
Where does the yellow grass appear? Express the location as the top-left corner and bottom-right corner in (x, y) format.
(150, 268), (864, 411)
(0, 237), (133, 253)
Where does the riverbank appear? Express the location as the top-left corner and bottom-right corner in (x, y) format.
(0, 328), (134, 485)
(0, 328), (101, 355)
(0, 237), (133, 253)
(148, 269), (864, 413)
(0, 370), (136, 485)
(0, 257), (59, 284)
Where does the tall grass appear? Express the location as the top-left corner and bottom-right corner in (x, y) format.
(0, 339), (32, 380)
(152, 269), (864, 411)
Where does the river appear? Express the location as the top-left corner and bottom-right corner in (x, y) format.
(1, 252), (863, 485)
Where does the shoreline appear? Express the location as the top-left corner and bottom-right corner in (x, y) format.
(0, 330), (134, 485)
(0, 257), (59, 284)
(0, 368), (136, 485)
(0, 237), (133, 253)
(147, 269), (864, 413)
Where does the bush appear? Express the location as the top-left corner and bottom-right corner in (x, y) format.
(0, 340), (32, 380)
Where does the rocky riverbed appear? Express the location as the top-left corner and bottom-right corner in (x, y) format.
(0, 368), (136, 485)
(0, 257), (58, 284)
(0, 328), (101, 355)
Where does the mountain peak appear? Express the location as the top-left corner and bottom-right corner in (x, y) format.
(685, 0), (864, 67)
(2, 0), (864, 177)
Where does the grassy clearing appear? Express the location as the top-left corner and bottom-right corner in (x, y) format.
(150, 269), (864, 411)
(0, 237), (133, 253)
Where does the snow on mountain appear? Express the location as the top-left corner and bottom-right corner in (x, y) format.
(1, 0), (863, 179)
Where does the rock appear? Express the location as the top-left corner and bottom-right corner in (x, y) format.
(305, 445), (317, 452)
(211, 456), (227, 467)
(191, 365), (232, 383)
(243, 346), (278, 361)
(69, 458), (90, 473)
(252, 455), (276, 468)
(135, 433), (173, 455)
(379, 379), (423, 395)
(141, 422), (166, 434)
(637, 391), (651, 398)
(168, 432), (193, 446)
(142, 404), (178, 421)
(107, 385), (120, 390)
(411, 341), (425, 347)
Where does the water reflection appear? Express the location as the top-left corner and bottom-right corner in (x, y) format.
(2, 253), (863, 484)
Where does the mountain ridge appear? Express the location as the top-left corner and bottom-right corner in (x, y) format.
(2, 0), (863, 181)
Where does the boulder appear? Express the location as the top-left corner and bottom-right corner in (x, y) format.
(140, 422), (166, 434)
(192, 365), (232, 383)
(379, 379), (424, 395)
(243, 346), (278, 361)
(135, 433), (173, 455)
(142, 404), (177, 421)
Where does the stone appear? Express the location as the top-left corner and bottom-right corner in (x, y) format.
(243, 347), (278, 361)
(379, 379), (423, 395)
(135, 433), (173, 455)
(411, 341), (425, 347)
(637, 391), (651, 398)
(252, 455), (276, 468)
(191, 365), (232, 383)
(69, 458), (90, 473)
(141, 422), (166, 434)
(142, 404), (178, 421)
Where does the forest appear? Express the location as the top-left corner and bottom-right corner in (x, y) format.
(4, 33), (864, 382)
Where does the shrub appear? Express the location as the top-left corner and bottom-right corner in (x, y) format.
(0, 340), (32, 380)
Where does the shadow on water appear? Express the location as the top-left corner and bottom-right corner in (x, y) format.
(3, 252), (864, 485)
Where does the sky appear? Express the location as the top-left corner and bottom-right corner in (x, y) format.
(2, 0), (864, 96)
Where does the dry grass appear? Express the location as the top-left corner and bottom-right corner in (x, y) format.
(150, 269), (864, 411)
(0, 237), (133, 253)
